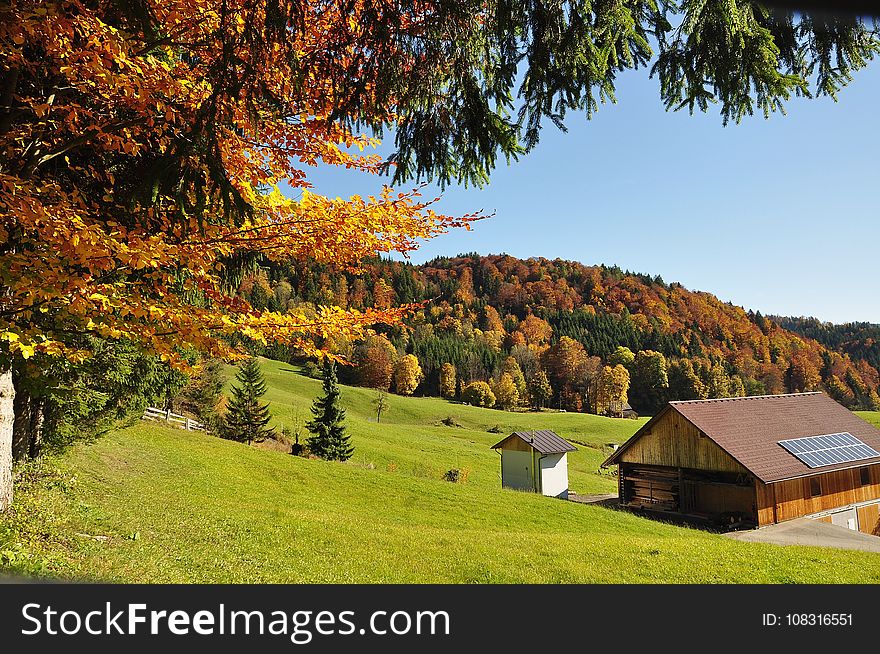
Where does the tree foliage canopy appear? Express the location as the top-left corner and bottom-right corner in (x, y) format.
(393, 353), (423, 396)
(439, 362), (457, 399)
(1, 0), (484, 372)
(461, 380), (496, 408)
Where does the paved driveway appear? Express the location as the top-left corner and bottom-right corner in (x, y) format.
(725, 518), (880, 553)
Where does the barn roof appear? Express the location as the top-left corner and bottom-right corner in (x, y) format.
(603, 392), (880, 483)
(492, 430), (577, 455)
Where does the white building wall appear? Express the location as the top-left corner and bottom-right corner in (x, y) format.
(829, 507), (859, 531)
(539, 453), (570, 499)
(501, 450), (536, 492)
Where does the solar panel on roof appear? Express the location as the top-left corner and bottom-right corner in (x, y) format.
(778, 432), (880, 469)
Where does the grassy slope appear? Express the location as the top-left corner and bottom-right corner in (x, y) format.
(253, 359), (642, 496)
(2, 359), (880, 583)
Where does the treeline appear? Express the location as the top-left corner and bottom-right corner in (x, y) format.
(236, 254), (880, 414)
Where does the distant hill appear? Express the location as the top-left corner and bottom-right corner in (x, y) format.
(772, 317), (880, 373)
(242, 253), (880, 413)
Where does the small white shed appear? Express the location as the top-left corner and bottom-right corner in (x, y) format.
(491, 430), (576, 499)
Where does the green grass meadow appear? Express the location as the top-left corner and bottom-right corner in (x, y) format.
(3, 357), (880, 583)
(856, 412), (880, 429)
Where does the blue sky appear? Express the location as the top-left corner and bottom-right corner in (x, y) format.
(300, 63), (880, 325)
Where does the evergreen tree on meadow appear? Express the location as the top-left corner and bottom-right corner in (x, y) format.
(306, 361), (353, 461)
(223, 357), (274, 445)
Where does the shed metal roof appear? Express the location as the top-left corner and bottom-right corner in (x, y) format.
(492, 430), (577, 455)
(603, 392), (880, 483)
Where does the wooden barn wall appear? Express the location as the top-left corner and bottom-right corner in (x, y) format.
(755, 464), (880, 529)
(857, 503), (880, 536)
(755, 483), (775, 527)
(617, 410), (749, 475)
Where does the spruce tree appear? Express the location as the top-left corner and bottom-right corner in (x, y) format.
(223, 357), (273, 445)
(306, 362), (353, 461)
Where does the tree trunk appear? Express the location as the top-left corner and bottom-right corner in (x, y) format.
(0, 366), (14, 511)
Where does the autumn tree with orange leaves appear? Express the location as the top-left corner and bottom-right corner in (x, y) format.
(352, 333), (397, 391)
(2, 1), (878, 510)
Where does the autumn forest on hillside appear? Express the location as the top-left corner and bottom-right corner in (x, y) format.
(231, 254), (880, 418)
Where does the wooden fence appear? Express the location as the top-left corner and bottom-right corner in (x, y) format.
(142, 406), (205, 432)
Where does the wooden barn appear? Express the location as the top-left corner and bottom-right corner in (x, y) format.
(492, 430), (576, 499)
(602, 392), (880, 535)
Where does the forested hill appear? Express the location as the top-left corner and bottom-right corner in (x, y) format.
(771, 317), (880, 375)
(244, 254), (880, 414)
